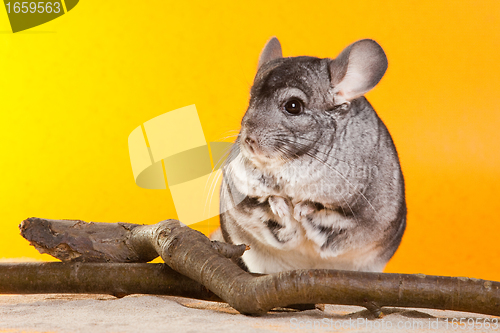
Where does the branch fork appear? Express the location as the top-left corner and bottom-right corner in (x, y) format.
(3, 217), (496, 317)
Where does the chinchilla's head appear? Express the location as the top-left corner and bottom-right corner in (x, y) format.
(239, 37), (388, 168)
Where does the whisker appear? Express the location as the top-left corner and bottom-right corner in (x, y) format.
(305, 152), (359, 223)
(272, 137), (377, 221)
(214, 134), (239, 141)
(203, 143), (236, 218)
(204, 168), (223, 218)
(211, 144), (234, 171)
(273, 135), (353, 166)
(303, 151), (378, 222)
(275, 144), (360, 224)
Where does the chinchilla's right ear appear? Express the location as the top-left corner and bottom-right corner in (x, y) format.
(258, 37), (282, 69)
(330, 39), (388, 104)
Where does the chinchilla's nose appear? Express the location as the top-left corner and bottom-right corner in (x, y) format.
(244, 134), (259, 153)
(245, 136), (256, 146)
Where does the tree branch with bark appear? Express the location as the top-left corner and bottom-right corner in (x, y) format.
(1, 217), (497, 317)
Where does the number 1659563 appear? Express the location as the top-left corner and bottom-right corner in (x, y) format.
(5, 2), (62, 14)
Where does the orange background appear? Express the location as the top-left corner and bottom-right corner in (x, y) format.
(0, 1), (499, 280)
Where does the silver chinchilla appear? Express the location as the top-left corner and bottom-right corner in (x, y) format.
(215, 37), (406, 274)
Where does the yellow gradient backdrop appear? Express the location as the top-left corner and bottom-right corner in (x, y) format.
(1, 1), (499, 280)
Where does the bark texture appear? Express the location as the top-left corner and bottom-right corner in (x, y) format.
(17, 217), (500, 316)
(0, 262), (220, 300)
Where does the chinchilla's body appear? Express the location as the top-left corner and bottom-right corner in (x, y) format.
(217, 38), (406, 274)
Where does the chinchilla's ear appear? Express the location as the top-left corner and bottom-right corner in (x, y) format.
(258, 37), (282, 69)
(330, 39), (388, 103)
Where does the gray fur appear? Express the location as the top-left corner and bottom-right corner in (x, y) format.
(218, 38), (406, 274)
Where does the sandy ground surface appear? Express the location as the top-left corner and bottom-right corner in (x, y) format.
(0, 293), (499, 333)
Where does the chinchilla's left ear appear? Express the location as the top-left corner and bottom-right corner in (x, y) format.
(330, 39), (388, 104)
(258, 37), (282, 69)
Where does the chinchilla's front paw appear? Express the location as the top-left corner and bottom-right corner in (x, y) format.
(268, 196), (291, 218)
(293, 201), (316, 221)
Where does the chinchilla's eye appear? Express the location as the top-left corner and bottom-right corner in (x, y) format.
(283, 98), (303, 115)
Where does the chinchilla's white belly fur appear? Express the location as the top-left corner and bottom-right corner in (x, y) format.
(239, 232), (386, 274)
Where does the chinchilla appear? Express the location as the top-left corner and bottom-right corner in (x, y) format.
(215, 37), (406, 274)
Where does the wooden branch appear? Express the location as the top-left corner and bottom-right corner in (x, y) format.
(0, 262), (220, 301)
(19, 217), (500, 316)
(19, 218), (247, 263)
